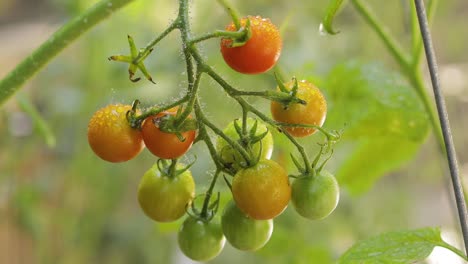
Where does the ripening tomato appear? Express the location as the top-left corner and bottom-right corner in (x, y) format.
(137, 163), (195, 222)
(178, 216), (226, 261)
(291, 171), (339, 220)
(87, 104), (144, 162)
(221, 200), (273, 251)
(220, 16), (282, 74)
(141, 109), (196, 159)
(232, 159), (291, 220)
(271, 80), (327, 137)
(216, 118), (274, 172)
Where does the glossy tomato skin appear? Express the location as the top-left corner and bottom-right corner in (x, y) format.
(137, 163), (195, 222)
(216, 118), (274, 172)
(271, 80), (327, 137)
(141, 110), (196, 159)
(221, 200), (273, 251)
(220, 16), (282, 74)
(178, 217), (226, 261)
(291, 170), (339, 220)
(87, 104), (144, 162)
(232, 159), (291, 220)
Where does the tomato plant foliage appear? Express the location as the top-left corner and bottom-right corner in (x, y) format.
(322, 62), (430, 194)
(338, 227), (465, 264)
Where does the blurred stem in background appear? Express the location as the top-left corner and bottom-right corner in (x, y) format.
(0, 0), (135, 106)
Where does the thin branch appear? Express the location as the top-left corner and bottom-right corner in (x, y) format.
(0, 0), (135, 106)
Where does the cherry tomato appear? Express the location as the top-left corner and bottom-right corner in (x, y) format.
(137, 163), (195, 222)
(87, 104), (144, 162)
(291, 170), (339, 220)
(232, 159), (291, 220)
(141, 110), (196, 159)
(220, 16), (282, 74)
(216, 118), (273, 172)
(178, 216), (226, 261)
(221, 200), (273, 251)
(271, 80), (327, 137)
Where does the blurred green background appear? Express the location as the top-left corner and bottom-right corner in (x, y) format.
(1, 0), (468, 263)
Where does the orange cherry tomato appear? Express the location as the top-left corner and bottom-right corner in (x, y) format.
(87, 104), (144, 162)
(271, 80), (327, 137)
(141, 109), (196, 159)
(221, 16), (282, 74)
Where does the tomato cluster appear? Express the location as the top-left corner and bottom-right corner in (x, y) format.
(88, 11), (340, 262)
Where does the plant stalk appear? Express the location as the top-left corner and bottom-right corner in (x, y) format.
(414, 0), (468, 254)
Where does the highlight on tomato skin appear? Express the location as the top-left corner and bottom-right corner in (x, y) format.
(271, 80), (327, 137)
(220, 15), (282, 74)
(87, 104), (145, 163)
(141, 110), (196, 159)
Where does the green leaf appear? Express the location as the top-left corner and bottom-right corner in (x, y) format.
(321, 0), (347, 35)
(323, 62), (430, 194)
(324, 62), (429, 141)
(337, 138), (420, 194)
(338, 227), (466, 264)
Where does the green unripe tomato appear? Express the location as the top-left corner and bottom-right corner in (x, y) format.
(221, 200), (273, 251)
(216, 118), (273, 171)
(137, 164), (195, 222)
(178, 217), (226, 261)
(291, 170), (339, 220)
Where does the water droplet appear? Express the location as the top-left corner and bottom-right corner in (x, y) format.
(319, 23), (327, 36)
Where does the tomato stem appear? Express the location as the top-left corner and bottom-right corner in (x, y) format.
(216, 0), (242, 29)
(200, 170), (221, 219)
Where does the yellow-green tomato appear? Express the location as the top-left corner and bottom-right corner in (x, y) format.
(178, 217), (226, 261)
(216, 118), (274, 171)
(291, 171), (339, 220)
(221, 200), (273, 251)
(137, 164), (195, 222)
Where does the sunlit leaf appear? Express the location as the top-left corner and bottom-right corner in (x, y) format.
(338, 227), (460, 264)
(321, 0), (347, 35)
(323, 62), (429, 194)
(336, 138), (420, 194)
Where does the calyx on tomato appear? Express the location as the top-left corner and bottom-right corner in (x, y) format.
(217, 118), (273, 173)
(274, 76), (307, 109)
(226, 18), (252, 48)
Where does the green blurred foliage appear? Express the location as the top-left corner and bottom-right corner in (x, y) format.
(1, 0), (467, 263)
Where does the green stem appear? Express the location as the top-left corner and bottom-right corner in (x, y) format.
(134, 95), (190, 123)
(350, 0), (412, 71)
(133, 21), (179, 63)
(16, 93), (56, 147)
(168, 158), (178, 178)
(241, 105), (248, 136)
(408, 71), (444, 149)
(194, 103), (234, 175)
(351, 0), (444, 151)
(0, 0), (135, 106)
(175, 70), (202, 127)
(412, 0), (439, 68)
(216, 0), (242, 29)
(198, 107), (254, 166)
(438, 242), (468, 261)
(189, 30), (248, 44)
(200, 170), (221, 218)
